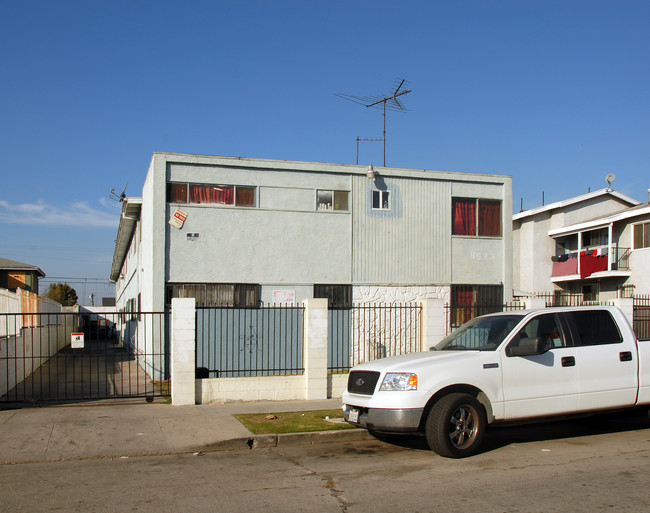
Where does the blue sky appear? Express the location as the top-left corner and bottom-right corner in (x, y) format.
(1, 1), (649, 305)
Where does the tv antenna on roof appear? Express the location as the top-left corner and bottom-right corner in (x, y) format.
(110, 183), (128, 202)
(605, 173), (616, 191)
(336, 78), (412, 166)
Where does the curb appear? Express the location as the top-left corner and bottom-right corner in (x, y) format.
(1, 430), (374, 465)
(200, 428), (373, 453)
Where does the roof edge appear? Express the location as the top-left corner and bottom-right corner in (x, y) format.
(0, 258), (46, 277)
(152, 151), (512, 183)
(513, 188), (640, 221)
(109, 198), (142, 282)
(548, 203), (650, 237)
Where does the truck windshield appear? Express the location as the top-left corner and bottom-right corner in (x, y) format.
(432, 314), (524, 351)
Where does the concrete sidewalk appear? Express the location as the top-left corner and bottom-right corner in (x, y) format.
(0, 399), (371, 464)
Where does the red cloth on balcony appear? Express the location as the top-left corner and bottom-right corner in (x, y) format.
(552, 257), (578, 277)
(580, 252), (608, 278)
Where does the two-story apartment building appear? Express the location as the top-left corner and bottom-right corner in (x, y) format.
(110, 153), (513, 313)
(513, 188), (650, 300)
(0, 258), (45, 295)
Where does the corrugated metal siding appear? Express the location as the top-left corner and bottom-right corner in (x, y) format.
(353, 175), (451, 284)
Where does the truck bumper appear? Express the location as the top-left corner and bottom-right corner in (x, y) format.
(343, 404), (423, 433)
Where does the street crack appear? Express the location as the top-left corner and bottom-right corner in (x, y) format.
(274, 449), (349, 512)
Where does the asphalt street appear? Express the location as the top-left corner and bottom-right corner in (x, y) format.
(2, 409), (650, 513)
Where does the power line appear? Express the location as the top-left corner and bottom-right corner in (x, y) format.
(40, 277), (113, 283)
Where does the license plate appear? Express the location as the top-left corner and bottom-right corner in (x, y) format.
(349, 408), (359, 423)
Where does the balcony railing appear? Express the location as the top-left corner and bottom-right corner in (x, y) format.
(616, 247), (631, 270)
(551, 246), (630, 278)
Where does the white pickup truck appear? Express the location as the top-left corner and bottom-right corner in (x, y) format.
(342, 305), (650, 458)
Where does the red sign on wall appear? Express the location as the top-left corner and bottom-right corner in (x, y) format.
(169, 208), (187, 229)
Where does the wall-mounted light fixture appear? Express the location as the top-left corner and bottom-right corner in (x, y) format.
(366, 164), (376, 180)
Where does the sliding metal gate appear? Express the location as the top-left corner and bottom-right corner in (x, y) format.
(0, 311), (169, 404)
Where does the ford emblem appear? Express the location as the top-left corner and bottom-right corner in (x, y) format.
(355, 378), (365, 387)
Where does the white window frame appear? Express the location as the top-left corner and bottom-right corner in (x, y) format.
(372, 189), (390, 210)
(317, 190), (349, 211)
(632, 221), (650, 250)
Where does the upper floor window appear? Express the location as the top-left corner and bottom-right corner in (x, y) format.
(317, 190), (349, 211)
(372, 190), (390, 210)
(452, 197), (502, 237)
(633, 222), (650, 249)
(191, 184), (234, 205)
(168, 183), (188, 203)
(167, 183), (257, 207)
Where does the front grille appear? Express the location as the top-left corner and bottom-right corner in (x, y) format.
(347, 371), (380, 395)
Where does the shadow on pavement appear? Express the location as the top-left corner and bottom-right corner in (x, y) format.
(361, 407), (650, 455)
(480, 407), (650, 454)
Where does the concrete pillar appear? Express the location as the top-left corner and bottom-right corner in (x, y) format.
(421, 298), (446, 350)
(522, 297), (546, 310)
(612, 297), (634, 328)
(303, 298), (328, 400)
(171, 298), (196, 405)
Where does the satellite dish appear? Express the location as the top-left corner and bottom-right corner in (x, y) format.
(606, 173), (616, 187)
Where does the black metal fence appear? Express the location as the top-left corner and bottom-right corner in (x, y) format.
(445, 302), (526, 335)
(328, 303), (422, 371)
(616, 247), (631, 270)
(633, 295), (650, 341)
(195, 306), (304, 377)
(0, 311), (169, 404)
(328, 308), (351, 372)
(444, 293), (650, 342)
(533, 292), (611, 307)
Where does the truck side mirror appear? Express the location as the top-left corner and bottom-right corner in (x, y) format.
(508, 337), (551, 357)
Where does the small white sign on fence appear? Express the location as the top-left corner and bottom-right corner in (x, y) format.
(71, 332), (85, 349)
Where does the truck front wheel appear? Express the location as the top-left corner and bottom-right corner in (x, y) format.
(425, 393), (486, 458)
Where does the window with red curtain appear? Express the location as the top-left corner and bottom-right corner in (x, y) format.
(167, 183), (188, 203)
(452, 198), (476, 236)
(451, 285), (475, 325)
(451, 284), (503, 326)
(190, 184), (234, 204)
(235, 186), (256, 207)
(478, 200), (501, 237)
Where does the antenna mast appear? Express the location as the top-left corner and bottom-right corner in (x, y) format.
(110, 184), (128, 202)
(336, 79), (412, 166)
(355, 137), (383, 165)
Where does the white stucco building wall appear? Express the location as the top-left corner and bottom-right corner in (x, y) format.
(112, 152), (513, 312)
(512, 188), (650, 299)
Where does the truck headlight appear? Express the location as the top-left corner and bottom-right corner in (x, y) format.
(379, 373), (418, 391)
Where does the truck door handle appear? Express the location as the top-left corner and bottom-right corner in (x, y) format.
(561, 356), (575, 367)
(620, 351), (633, 362)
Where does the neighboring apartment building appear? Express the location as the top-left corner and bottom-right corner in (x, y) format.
(110, 152), (513, 314)
(513, 187), (650, 300)
(0, 258), (45, 295)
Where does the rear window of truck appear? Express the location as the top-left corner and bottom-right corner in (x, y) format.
(566, 310), (623, 346)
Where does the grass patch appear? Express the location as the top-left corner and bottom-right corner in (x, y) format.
(233, 409), (357, 434)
